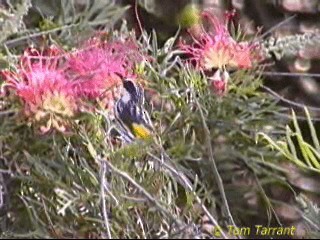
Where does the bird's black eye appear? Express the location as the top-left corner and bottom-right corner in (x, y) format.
(123, 80), (137, 95)
(123, 80), (144, 104)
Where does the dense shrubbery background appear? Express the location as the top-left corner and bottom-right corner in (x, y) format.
(0, 0), (320, 238)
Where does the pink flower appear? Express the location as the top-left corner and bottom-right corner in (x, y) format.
(67, 35), (144, 110)
(179, 11), (259, 70)
(209, 69), (230, 96)
(1, 46), (79, 134)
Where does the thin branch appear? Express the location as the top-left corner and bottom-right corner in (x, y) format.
(147, 152), (229, 239)
(100, 161), (112, 239)
(134, 0), (144, 36)
(101, 157), (185, 229)
(254, 14), (297, 42)
(262, 85), (320, 112)
(301, 212), (320, 231)
(135, 208), (147, 239)
(0, 183), (3, 209)
(195, 97), (238, 230)
(253, 174), (282, 226)
(273, 111), (320, 122)
(261, 71), (320, 79)
(147, 151), (193, 190)
(103, 182), (119, 206)
(240, 158), (283, 227)
(3, 23), (80, 47)
(41, 197), (58, 237)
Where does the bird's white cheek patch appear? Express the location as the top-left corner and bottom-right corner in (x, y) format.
(121, 92), (131, 104)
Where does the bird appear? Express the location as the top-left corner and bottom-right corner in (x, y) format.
(112, 79), (193, 190)
(113, 79), (154, 143)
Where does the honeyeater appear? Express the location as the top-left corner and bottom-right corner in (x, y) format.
(114, 79), (154, 143)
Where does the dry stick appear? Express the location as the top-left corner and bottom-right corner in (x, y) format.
(134, 0), (144, 36)
(274, 111), (320, 122)
(300, 211), (320, 231)
(100, 161), (112, 239)
(254, 14), (297, 42)
(262, 85), (320, 112)
(147, 152), (192, 189)
(0, 167), (8, 210)
(261, 71), (320, 78)
(41, 197), (58, 237)
(135, 208), (147, 239)
(240, 156), (283, 226)
(252, 174), (282, 226)
(101, 157), (185, 229)
(103, 181), (120, 206)
(0, 183), (3, 209)
(3, 15), (117, 48)
(147, 152), (228, 239)
(3, 23), (79, 47)
(195, 98), (238, 231)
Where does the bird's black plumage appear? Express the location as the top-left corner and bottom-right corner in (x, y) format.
(114, 79), (153, 142)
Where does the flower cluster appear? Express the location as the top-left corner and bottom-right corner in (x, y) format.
(1, 35), (144, 134)
(0, 10), (264, 134)
(179, 10), (260, 95)
(1, 46), (78, 133)
(68, 35), (143, 110)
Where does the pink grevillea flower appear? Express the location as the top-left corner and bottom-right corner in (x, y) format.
(179, 11), (259, 70)
(67, 35), (144, 111)
(209, 69), (230, 96)
(1, 46), (79, 134)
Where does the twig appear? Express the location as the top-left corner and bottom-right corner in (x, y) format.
(100, 161), (112, 239)
(254, 14), (297, 42)
(261, 71), (320, 78)
(41, 197), (58, 237)
(195, 97), (238, 230)
(273, 111), (320, 122)
(147, 152), (229, 239)
(147, 151), (193, 190)
(3, 23), (80, 47)
(240, 155), (283, 226)
(101, 157), (185, 229)
(134, 0), (144, 36)
(0, 184), (3, 209)
(253, 174), (282, 226)
(120, 195), (147, 203)
(103, 182), (119, 206)
(300, 211), (320, 231)
(135, 208), (147, 239)
(262, 85), (320, 112)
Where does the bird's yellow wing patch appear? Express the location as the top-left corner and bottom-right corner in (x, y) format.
(131, 123), (152, 140)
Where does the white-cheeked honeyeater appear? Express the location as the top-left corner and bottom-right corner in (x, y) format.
(114, 79), (154, 143)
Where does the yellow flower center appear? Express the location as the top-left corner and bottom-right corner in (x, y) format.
(42, 92), (75, 117)
(203, 47), (237, 70)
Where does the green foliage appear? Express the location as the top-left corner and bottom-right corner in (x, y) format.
(296, 194), (320, 239)
(1, 0), (320, 239)
(0, 0), (31, 44)
(258, 107), (320, 174)
(261, 32), (320, 60)
(0, 0), (129, 54)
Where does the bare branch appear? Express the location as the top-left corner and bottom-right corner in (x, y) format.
(101, 157), (185, 229)
(195, 96), (238, 231)
(100, 161), (112, 239)
(262, 85), (320, 112)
